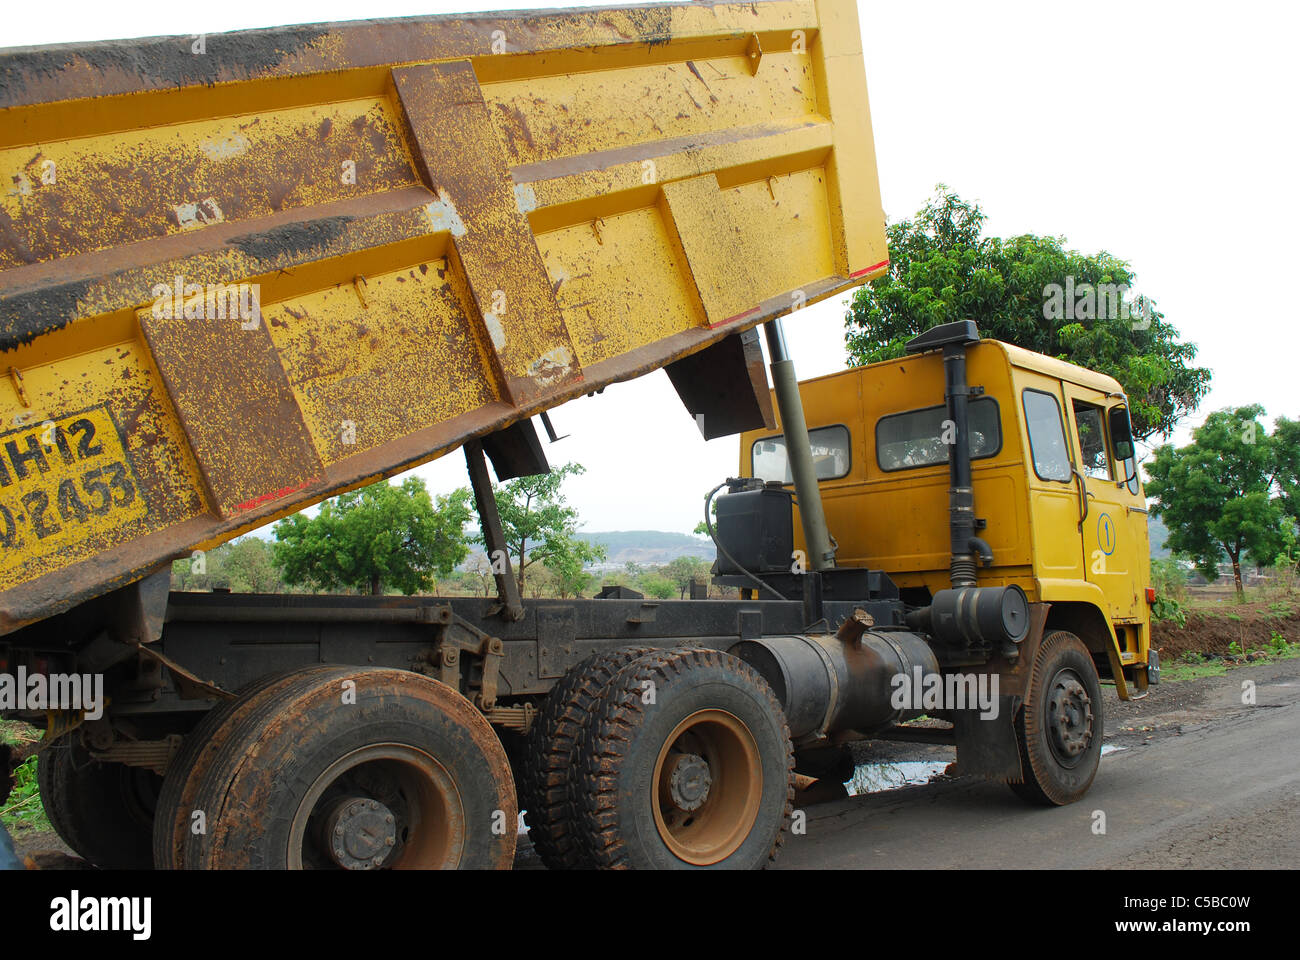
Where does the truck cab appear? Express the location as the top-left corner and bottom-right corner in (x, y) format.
(738, 336), (1154, 699)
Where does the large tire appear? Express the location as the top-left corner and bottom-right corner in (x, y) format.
(574, 648), (794, 869)
(153, 665), (344, 869)
(38, 735), (160, 869)
(185, 667), (516, 869)
(1010, 630), (1104, 806)
(519, 646), (653, 869)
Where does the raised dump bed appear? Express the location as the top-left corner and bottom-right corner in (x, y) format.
(0, 0), (887, 631)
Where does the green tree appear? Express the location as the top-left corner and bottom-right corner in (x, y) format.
(460, 553), (495, 598)
(273, 478), (472, 595)
(482, 462), (605, 595)
(171, 538), (282, 592)
(1149, 558), (1189, 603)
(171, 550), (209, 591)
(1272, 416), (1300, 523)
(845, 186), (1211, 440)
(222, 537), (283, 592)
(692, 502), (717, 538)
(1144, 406), (1291, 598)
(663, 555), (712, 597)
(544, 549), (596, 599)
(639, 574), (677, 599)
(522, 563), (558, 599)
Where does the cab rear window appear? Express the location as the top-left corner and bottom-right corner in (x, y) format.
(751, 425), (851, 484)
(875, 398), (1001, 471)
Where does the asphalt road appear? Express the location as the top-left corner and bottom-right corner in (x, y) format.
(773, 659), (1300, 870)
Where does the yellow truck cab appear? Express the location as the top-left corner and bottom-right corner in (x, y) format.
(740, 333), (1155, 701)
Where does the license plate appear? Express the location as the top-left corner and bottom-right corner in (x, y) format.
(0, 407), (146, 576)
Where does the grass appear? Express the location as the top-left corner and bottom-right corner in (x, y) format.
(1159, 655), (1227, 686)
(1160, 660), (1229, 682)
(1158, 631), (1300, 684)
(1, 719), (48, 832)
(1, 757), (46, 830)
(0, 718), (40, 751)
(1265, 600), (1294, 620)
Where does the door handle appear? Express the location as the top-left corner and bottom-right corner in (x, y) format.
(1072, 467), (1090, 528)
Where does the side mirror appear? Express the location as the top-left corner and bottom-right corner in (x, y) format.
(1108, 405), (1135, 461)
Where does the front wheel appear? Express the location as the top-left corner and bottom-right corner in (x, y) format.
(1010, 630), (1103, 806)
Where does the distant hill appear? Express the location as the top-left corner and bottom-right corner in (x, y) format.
(577, 521), (1174, 567)
(575, 530), (713, 567)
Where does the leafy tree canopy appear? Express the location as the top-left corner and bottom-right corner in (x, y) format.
(273, 477), (472, 595)
(639, 574), (677, 600)
(1144, 405), (1296, 596)
(171, 536), (284, 593)
(662, 555), (712, 595)
(1272, 416), (1300, 525)
(845, 186), (1211, 440)
(481, 462), (605, 595)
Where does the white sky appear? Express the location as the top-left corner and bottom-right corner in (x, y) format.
(6, 1), (1296, 535)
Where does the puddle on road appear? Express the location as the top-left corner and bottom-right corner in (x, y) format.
(844, 761), (950, 796)
(843, 743), (1127, 796)
(520, 744), (1135, 819)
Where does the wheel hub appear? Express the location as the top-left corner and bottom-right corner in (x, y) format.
(652, 709), (763, 866)
(667, 753), (712, 811)
(322, 796), (397, 870)
(1047, 672), (1094, 761)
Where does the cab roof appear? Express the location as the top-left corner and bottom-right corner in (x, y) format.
(799, 338), (1126, 400)
(994, 340), (1125, 397)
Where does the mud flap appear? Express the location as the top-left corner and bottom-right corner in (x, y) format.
(953, 695), (1024, 783)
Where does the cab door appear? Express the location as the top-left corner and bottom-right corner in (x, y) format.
(1061, 385), (1139, 620)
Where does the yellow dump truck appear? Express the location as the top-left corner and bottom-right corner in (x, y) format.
(0, 0), (1152, 872)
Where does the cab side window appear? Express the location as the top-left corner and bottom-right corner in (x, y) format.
(1071, 401), (1112, 481)
(752, 425), (851, 484)
(1022, 390), (1072, 482)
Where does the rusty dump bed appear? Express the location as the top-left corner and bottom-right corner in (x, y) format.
(0, 0), (887, 632)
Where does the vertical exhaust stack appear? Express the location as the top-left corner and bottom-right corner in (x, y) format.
(764, 318), (835, 573)
(902, 321), (1027, 661)
(904, 320), (992, 587)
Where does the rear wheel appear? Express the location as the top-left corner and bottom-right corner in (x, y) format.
(38, 736), (160, 869)
(1010, 630), (1103, 805)
(153, 665), (343, 869)
(574, 648), (794, 869)
(519, 646), (652, 869)
(180, 667), (516, 869)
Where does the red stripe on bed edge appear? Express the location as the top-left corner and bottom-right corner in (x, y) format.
(850, 258), (890, 279)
